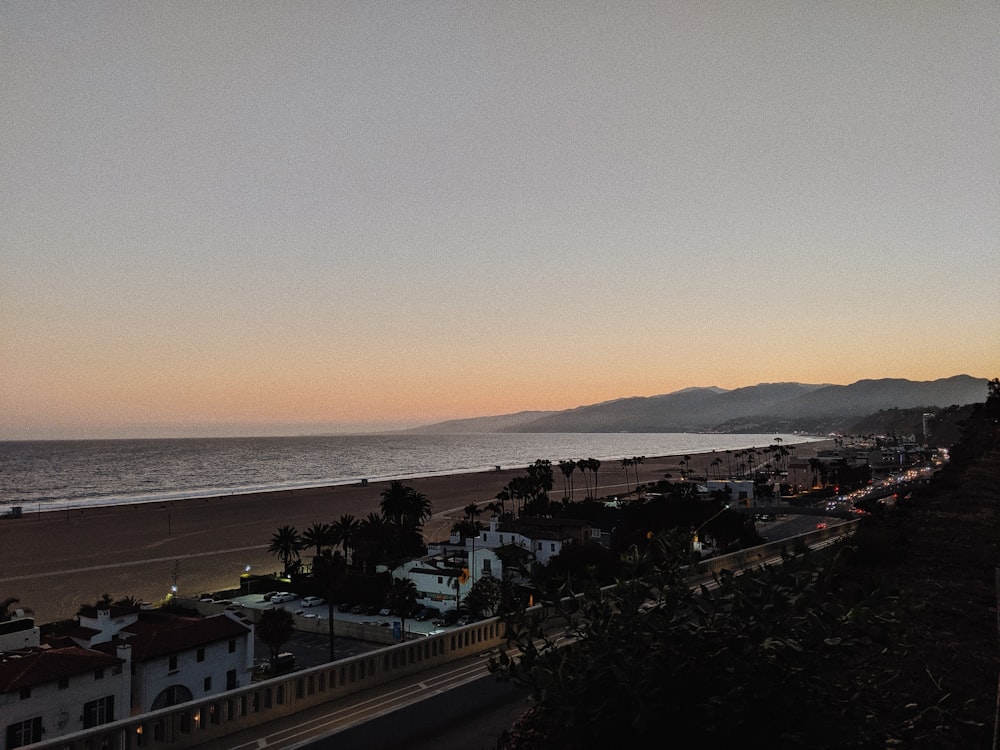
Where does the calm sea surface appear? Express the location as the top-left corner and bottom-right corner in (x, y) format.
(0, 433), (818, 511)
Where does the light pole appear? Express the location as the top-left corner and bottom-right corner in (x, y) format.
(692, 503), (730, 554)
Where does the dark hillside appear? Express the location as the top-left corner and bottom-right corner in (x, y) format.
(495, 379), (1000, 748)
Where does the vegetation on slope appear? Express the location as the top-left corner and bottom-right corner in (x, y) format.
(491, 380), (1000, 749)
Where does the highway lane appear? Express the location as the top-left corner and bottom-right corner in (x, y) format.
(192, 526), (857, 750)
(192, 650), (513, 750)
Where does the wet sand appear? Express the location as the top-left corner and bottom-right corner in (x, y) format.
(0, 440), (831, 623)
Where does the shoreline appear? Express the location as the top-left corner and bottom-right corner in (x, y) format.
(0, 439), (833, 623)
(2, 433), (827, 514)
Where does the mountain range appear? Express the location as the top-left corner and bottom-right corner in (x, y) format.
(409, 375), (990, 434)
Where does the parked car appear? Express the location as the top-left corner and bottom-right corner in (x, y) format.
(366, 605), (380, 616)
(350, 604), (365, 614)
(261, 591), (279, 601)
(338, 602), (353, 613)
(414, 607), (439, 621)
(273, 652), (295, 673)
(379, 607), (392, 617)
(270, 592), (297, 604)
(433, 610), (459, 627)
(300, 596), (324, 608)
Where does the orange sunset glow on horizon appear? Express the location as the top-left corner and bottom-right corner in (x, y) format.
(2, 4), (997, 440)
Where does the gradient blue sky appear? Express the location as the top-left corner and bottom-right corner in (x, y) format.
(2, 2), (998, 439)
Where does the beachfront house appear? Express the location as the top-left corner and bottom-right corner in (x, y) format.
(0, 611), (131, 749)
(67, 605), (254, 715)
(704, 479), (758, 504)
(395, 516), (600, 612)
(393, 546), (503, 612)
(477, 516), (597, 566)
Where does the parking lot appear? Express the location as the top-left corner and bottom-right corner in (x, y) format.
(252, 628), (380, 673)
(223, 591), (455, 639)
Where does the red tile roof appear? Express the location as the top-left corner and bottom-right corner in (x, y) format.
(0, 647), (122, 693)
(100, 612), (250, 662)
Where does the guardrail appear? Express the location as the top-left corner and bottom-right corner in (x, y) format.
(28, 521), (857, 750)
(28, 619), (506, 750)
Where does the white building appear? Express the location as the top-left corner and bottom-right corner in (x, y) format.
(704, 480), (757, 503)
(67, 605), (254, 715)
(476, 516), (597, 566)
(394, 546), (504, 612)
(1, 613), (131, 749)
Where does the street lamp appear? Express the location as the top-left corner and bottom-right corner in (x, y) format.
(692, 503), (730, 553)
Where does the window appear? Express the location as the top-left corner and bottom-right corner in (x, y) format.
(58, 676), (69, 690)
(551, 543), (556, 552)
(18, 687), (30, 700)
(204, 676), (212, 692)
(437, 576), (443, 584)
(94, 667), (105, 679)
(197, 648), (205, 662)
(482, 559), (492, 573)
(83, 695), (115, 728)
(168, 655), (178, 672)
(228, 639), (236, 653)
(6, 717), (42, 748)
(227, 669), (237, 690)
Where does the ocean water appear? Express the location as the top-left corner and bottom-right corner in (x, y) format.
(0, 433), (818, 512)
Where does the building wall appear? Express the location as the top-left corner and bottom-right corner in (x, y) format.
(132, 636), (252, 715)
(478, 528), (563, 565)
(0, 616), (39, 652)
(1, 650), (130, 750)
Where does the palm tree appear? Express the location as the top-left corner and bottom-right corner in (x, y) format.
(379, 480), (412, 526)
(401, 489), (432, 531)
(710, 457), (723, 480)
(386, 576), (419, 638)
(301, 522), (335, 559)
(312, 549), (347, 661)
(258, 607), (295, 668)
(633, 456), (645, 492)
(558, 460), (576, 500)
(331, 514), (360, 565)
(576, 459), (591, 498)
(589, 458), (601, 497)
(355, 512), (390, 571)
(380, 481), (432, 532)
(494, 487), (511, 517)
(621, 458), (633, 494)
(268, 525), (303, 576)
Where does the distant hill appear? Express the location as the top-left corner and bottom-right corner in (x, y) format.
(408, 375), (990, 434)
(405, 411), (558, 433)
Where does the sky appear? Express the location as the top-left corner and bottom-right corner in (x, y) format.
(2, 2), (998, 440)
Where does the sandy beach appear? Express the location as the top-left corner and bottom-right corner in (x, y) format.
(0, 441), (832, 624)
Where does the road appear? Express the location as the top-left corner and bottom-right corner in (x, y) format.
(192, 649), (526, 750)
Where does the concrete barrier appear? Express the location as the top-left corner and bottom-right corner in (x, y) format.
(28, 617), (506, 750)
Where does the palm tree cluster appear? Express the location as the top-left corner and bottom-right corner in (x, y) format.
(495, 460), (555, 517)
(619, 456), (645, 494)
(267, 481), (433, 576)
(554, 458), (603, 502)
